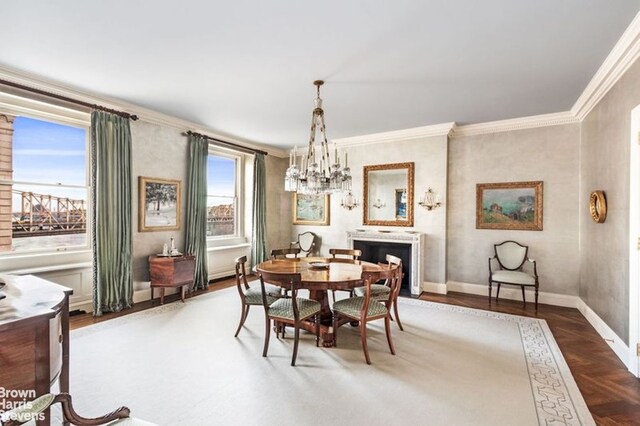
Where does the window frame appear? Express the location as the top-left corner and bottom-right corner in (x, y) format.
(0, 111), (92, 257)
(206, 147), (246, 246)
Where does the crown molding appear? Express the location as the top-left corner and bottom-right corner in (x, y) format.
(451, 111), (579, 137)
(333, 122), (455, 147)
(571, 12), (640, 120)
(0, 65), (288, 157)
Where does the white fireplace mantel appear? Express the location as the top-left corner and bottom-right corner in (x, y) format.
(346, 230), (425, 297)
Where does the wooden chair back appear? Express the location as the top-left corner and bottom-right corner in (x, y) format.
(234, 256), (250, 298)
(256, 269), (303, 320)
(329, 248), (361, 260)
(291, 231), (317, 256)
(270, 248), (301, 259)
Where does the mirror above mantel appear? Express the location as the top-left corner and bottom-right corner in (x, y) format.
(363, 162), (414, 227)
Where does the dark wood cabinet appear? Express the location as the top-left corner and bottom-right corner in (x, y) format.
(148, 255), (195, 304)
(0, 275), (72, 426)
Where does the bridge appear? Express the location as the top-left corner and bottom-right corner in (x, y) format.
(11, 190), (86, 237)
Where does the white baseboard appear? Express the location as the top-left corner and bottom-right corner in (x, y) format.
(576, 298), (631, 372)
(444, 281), (579, 308)
(423, 281), (447, 295)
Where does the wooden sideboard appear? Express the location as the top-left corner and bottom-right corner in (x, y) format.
(0, 275), (72, 426)
(148, 255), (195, 304)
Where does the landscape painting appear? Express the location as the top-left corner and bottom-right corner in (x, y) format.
(139, 177), (182, 231)
(293, 193), (330, 225)
(476, 181), (543, 231)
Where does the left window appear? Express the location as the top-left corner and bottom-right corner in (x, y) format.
(1, 115), (89, 253)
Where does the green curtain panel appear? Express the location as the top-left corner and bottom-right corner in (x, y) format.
(91, 111), (133, 316)
(185, 133), (209, 290)
(251, 153), (267, 269)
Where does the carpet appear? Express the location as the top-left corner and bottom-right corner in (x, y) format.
(69, 287), (594, 426)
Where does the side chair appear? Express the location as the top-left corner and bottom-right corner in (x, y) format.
(290, 231), (317, 257)
(256, 269), (321, 366)
(329, 248), (362, 303)
(488, 240), (540, 310)
(233, 256), (281, 337)
(332, 266), (400, 364)
(354, 254), (404, 331)
(0, 392), (156, 425)
(270, 248), (301, 259)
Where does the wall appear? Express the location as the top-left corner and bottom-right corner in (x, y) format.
(265, 155), (292, 254)
(292, 135), (448, 285)
(579, 60), (640, 344)
(447, 124), (581, 296)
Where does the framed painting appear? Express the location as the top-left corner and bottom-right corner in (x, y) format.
(293, 193), (330, 225)
(476, 181), (543, 231)
(139, 176), (182, 232)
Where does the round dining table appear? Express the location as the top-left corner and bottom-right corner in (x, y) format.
(255, 257), (384, 347)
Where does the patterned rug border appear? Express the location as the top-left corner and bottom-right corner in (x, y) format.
(72, 289), (594, 425)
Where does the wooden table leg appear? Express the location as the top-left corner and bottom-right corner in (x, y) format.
(160, 288), (165, 305)
(180, 285), (186, 302)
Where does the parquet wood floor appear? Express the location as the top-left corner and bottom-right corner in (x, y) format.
(70, 281), (640, 425)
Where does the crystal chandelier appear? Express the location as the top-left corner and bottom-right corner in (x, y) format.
(284, 80), (351, 195)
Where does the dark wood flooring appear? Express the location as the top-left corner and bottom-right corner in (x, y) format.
(70, 281), (640, 425)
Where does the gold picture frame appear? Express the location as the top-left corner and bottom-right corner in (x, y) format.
(139, 176), (182, 232)
(293, 193), (330, 226)
(476, 181), (543, 231)
(363, 162), (414, 227)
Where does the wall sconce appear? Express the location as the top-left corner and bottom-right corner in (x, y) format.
(340, 190), (359, 210)
(372, 198), (386, 209)
(418, 188), (442, 211)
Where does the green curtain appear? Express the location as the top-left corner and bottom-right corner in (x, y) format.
(91, 111), (133, 316)
(251, 153), (267, 270)
(185, 133), (209, 290)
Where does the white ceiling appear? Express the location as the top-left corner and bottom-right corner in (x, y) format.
(2, 1), (639, 148)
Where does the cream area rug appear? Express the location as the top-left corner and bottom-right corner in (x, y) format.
(69, 287), (594, 426)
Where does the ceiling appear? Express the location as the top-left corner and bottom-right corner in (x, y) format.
(2, 1), (639, 148)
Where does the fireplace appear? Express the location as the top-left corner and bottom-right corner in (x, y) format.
(353, 240), (412, 296)
(347, 231), (424, 297)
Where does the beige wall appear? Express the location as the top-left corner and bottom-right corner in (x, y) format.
(447, 124), (581, 295)
(579, 60), (640, 344)
(265, 155), (292, 254)
(291, 135), (448, 285)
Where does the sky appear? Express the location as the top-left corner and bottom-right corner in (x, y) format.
(207, 155), (235, 206)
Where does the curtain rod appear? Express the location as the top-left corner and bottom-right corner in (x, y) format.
(0, 78), (139, 121)
(185, 130), (268, 156)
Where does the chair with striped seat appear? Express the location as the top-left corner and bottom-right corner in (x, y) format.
(353, 254), (404, 331)
(256, 269), (321, 366)
(332, 265), (401, 364)
(233, 256), (282, 337)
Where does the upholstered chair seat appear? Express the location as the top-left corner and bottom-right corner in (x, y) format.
(244, 285), (281, 305)
(353, 283), (391, 299)
(268, 297), (321, 321)
(333, 297), (388, 319)
(491, 270), (535, 285)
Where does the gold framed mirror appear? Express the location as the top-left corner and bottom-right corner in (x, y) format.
(363, 162), (414, 226)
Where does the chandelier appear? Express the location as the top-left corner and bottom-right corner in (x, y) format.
(284, 80), (351, 195)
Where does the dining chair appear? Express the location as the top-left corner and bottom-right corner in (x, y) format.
(353, 254), (404, 330)
(256, 269), (321, 366)
(270, 248), (301, 259)
(290, 231), (317, 257)
(488, 240), (540, 310)
(233, 256), (281, 337)
(329, 248), (362, 303)
(0, 392), (156, 425)
(332, 266), (400, 364)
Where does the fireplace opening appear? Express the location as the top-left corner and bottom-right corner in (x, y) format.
(353, 240), (412, 297)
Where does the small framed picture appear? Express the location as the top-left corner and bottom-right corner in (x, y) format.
(293, 193), (330, 226)
(476, 181), (543, 231)
(139, 177), (182, 232)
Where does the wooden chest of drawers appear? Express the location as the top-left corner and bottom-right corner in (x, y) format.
(148, 255), (195, 304)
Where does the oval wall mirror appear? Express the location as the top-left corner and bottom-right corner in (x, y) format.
(363, 162), (414, 227)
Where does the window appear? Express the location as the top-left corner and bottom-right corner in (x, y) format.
(1, 116), (89, 253)
(206, 151), (242, 239)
